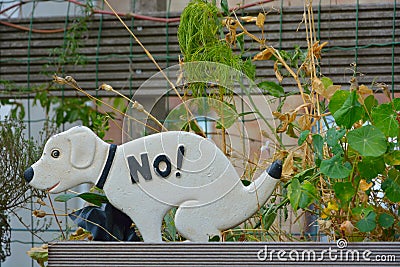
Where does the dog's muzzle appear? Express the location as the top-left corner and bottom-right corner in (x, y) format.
(24, 167), (34, 183)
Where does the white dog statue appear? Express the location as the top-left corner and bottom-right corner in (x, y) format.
(25, 126), (282, 242)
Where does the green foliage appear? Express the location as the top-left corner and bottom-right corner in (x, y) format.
(328, 90), (350, 114)
(26, 246), (48, 267)
(356, 211), (377, 233)
(178, 0), (255, 97)
(320, 155), (352, 179)
(325, 128), (345, 147)
(312, 134), (324, 166)
(332, 91), (364, 129)
(287, 179), (317, 211)
(371, 102), (399, 137)
(334, 182), (356, 203)
(55, 192), (109, 207)
(381, 168), (400, 203)
(0, 118), (46, 262)
(378, 213), (395, 229)
(358, 156), (386, 179)
(347, 125), (387, 157)
(2, 0), (111, 137)
(298, 130), (309, 145)
(290, 88), (399, 240)
(258, 81), (285, 97)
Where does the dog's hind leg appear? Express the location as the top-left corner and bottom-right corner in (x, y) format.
(175, 201), (221, 242)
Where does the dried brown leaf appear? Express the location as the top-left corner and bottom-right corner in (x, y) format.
(359, 179), (373, 191)
(69, 227), (92, 241)
(272, 111), (286, 121)
(33, 210), (46, 218)
(318, 219), (332, 232)
(225, 32), (235, 45)
(274, 150), (288, 161)
(256, 13), (265, 28)
(358, 84), (373, 96)
(340, 220), (355, 236)
(273, 111), (296, 133)
(36, 199), (47, 206)
(240, 16), (257, 23)
(312, 41), (328, 59)
(253, 48), (273, 61)
(358, 190), (369, 203)
(298, 115), (311, 130)
(282, 151), (294, 177)
(325, 85), (341, 99)
(312, 77), (325, 95)
(313, 77), (341, 99)
(274, 61), (283, 83)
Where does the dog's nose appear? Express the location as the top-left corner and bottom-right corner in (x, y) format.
(24, 167), (34, 183)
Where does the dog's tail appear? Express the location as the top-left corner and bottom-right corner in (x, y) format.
(222, 160), (282, 228)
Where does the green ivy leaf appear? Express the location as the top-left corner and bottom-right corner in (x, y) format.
(363, 95), (378, 115)
(312, 134), (324, 166)
(78, 192), (109, 206)
(262, 209), (277, 231)
(352, 206), (374, 217)
(299, 181), (318, 209)
(384, 151), (400, 165)
(358, 156), (386, 179)
(371, 103), (399, 137)
(356, 211), (377, 232)
(298, 130), (310, 145)
(287, 179), (301, 211)
(292, 166), (317, 183)
(334, 181), (356, 203)
(55, 192), (108, 206)
(381, 168), (400, 203)
(258, 81), (285, 97)
(328, 90), (350, 115)
(236, 34), (245, 53)
(287, 179), (317, 211)
(347, 125), (387, 157)
(394, 98), (400, 111)
(320, 154), (352, 179)
(54, 193), (78, 203)
(164, 210), (177, 241)
(378, 213), (394, 228)
(220, 0), (229, 15)
(331, 144), (343, 155)
(321, 77), (333, 89)
(326, 128), (346, 147)
(333, 91), (364, 129)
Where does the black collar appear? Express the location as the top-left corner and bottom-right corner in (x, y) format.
(96, 144), (117, 189)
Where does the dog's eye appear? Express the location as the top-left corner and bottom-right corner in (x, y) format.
(51, 150), (60, 158)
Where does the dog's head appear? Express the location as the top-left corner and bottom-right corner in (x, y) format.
(24, 126), (102, 193)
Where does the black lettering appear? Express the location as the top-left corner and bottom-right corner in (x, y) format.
(127, 153), (152, 183)
(153, 154), (172, 178)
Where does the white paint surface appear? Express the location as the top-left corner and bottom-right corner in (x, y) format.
(27, 126), (280, 242)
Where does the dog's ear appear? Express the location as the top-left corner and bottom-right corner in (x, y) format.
(68, 127), (96, 169)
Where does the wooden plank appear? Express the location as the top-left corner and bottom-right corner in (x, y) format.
(48, 241), (400, 266)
